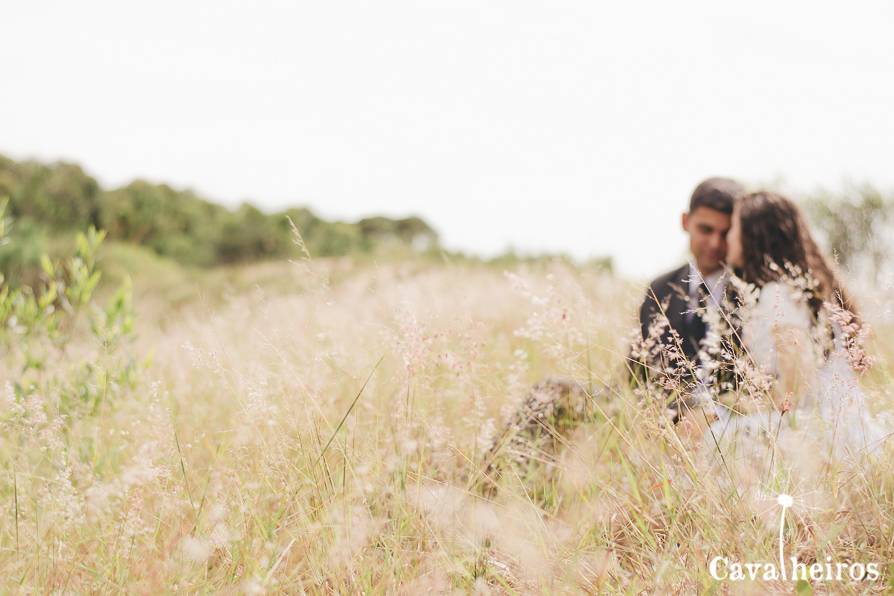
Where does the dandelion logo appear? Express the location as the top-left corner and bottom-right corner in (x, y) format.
(708, 493), (881, 583)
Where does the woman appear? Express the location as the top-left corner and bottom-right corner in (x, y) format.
(685, 191), (890, 464)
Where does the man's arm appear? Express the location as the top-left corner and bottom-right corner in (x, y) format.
(628, 282), (664, 385)
(639, 284), (660, 341)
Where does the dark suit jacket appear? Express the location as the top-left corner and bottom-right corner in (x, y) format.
(627, 265), (707, 417)
(630, 264), (743, 422)
(638, 264), (707, 365)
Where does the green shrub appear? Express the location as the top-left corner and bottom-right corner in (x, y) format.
(1, 198), (137, 415)
(0, 155), (101, 230)
(0, 153), (446, 268)
(98, 181), (227, 266)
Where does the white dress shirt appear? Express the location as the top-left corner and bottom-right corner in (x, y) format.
(686, 262), (726, 323)
(688, 262), (728, 409)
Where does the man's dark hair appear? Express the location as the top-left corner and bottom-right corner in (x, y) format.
(688, 177), (745, 215)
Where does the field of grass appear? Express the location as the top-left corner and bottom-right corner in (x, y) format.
(2, 249), (894, 593)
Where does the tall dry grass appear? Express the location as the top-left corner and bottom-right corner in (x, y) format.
(2, 256), (893, 593)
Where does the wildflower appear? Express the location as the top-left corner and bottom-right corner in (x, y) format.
(825, 299), (874, 372)
(209, 522), (232, 549)
(780, 395), (793, 414)
(181, 536), (212, 563)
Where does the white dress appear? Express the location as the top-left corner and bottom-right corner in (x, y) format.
(701, 281), (890, 465)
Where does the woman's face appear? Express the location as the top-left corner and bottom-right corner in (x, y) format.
(726, 204), (744, 268)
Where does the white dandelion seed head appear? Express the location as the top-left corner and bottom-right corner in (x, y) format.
(777, 493), (794, 508)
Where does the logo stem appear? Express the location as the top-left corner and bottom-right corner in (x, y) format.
(778, 500), (788, 581)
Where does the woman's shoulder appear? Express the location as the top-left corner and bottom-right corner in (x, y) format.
(755, 280), (812, 329)
(757, 280), (790, 304)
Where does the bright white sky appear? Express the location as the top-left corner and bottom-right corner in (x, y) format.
(3, 1), (893, 279)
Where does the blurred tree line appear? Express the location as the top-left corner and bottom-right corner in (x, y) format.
(803, 182), (894, 284)
(12, 152), (887, 284)
(0, 153), (439, 278)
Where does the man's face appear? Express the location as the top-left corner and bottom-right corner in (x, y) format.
(681, 207), (731, 274)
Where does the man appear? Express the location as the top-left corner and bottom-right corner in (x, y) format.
(630, 177), (745, 421)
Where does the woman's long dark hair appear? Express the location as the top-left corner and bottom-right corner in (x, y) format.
(735, 191), (858, 323)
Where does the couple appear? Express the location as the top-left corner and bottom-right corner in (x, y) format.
(634, 178), (890, 464)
